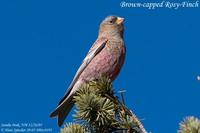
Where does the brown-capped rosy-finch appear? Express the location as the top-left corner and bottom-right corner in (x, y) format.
(50, 16), (126, 126)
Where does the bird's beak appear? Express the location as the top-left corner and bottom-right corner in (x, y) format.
(116, 17), (124, 25)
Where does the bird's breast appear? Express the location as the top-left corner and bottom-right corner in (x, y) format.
(80, 40), (126, 81)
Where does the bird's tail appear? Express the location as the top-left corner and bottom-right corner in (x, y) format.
(50, 96), (74, 127)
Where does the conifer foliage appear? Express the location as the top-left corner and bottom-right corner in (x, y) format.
(178, 116), (200, 133)
(60, 76), (147, 133)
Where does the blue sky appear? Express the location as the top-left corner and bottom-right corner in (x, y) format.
(0, 0), (200, 133)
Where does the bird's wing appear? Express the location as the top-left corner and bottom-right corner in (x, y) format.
(58, 37), (108, 105)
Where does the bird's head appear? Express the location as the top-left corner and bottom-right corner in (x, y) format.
(99, 16), (125, 39)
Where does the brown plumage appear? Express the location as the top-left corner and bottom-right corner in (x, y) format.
(50, 15), (126, 126)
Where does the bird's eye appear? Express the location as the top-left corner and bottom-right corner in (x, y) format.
(109, 19), (116, 24)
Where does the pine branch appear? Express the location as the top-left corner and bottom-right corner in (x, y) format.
(61, 123), (89, 133)
(178, 116), (200, 133)
(105, 94), (147, 133)
(60, 76), (148, 133)
(118, 90), (147, 133)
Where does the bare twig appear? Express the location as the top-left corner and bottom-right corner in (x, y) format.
(118, 89), (127, 105)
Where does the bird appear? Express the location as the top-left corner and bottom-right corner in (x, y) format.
(50, 15), (126, 126)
